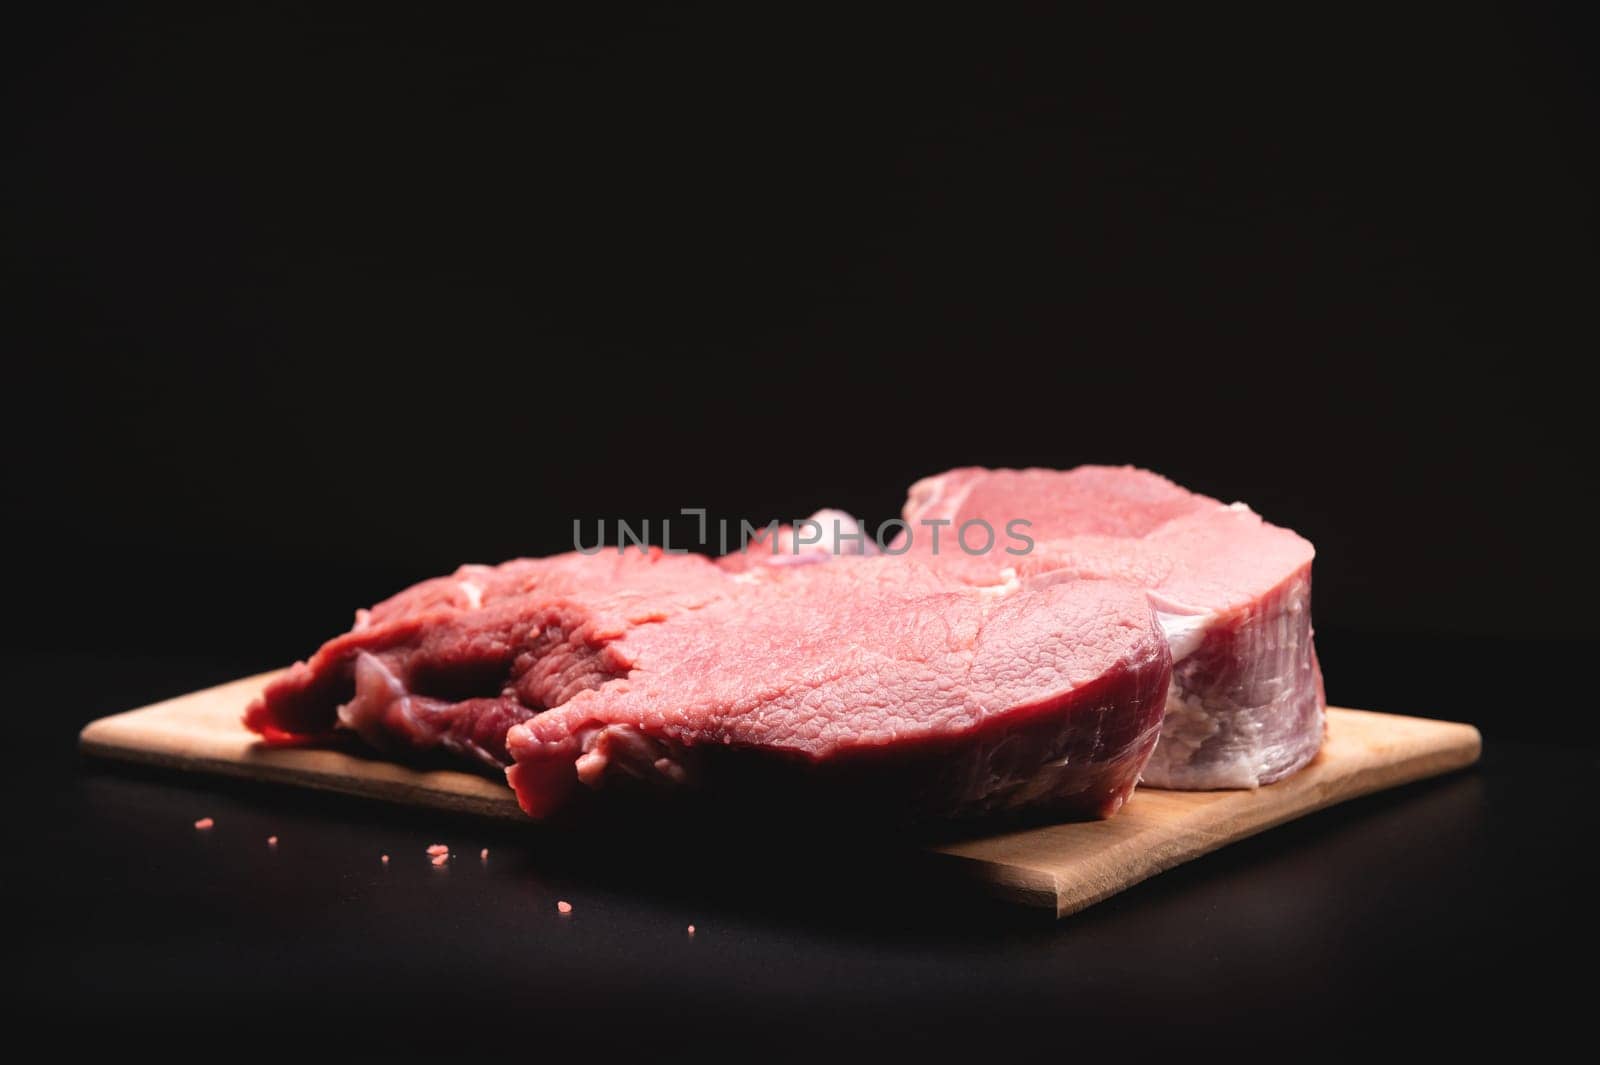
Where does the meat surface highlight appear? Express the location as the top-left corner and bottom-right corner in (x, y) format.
(247, 549), (1172, 821)
(898, 466), (1324, 788)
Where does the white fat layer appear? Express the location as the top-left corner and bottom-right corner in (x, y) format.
(977, 568), (1022, 598)
(1153, 609), (1214, 661)
(458, 580), (484, 610)
(801, 509), (876, 555)
(339, 651), (409, 735)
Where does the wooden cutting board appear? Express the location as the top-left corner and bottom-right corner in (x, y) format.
(79, 671), (1481, 916)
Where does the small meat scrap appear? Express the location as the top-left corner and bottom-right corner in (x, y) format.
(431, 853), (450, 867)
(480, 848), (489, 861)
(381, 854), (390, 865)
(194, 817), (214, 830)
(426, 844), (449, 856)
(556, 900), (572, 914)
(687, 924), (696, 936)
(267, 835), (279, 847)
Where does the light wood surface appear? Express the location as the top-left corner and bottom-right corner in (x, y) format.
(79, 670), (1481, 915)
(935, 706), (1481, 913)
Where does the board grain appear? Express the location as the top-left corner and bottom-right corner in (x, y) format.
(79, 670), (1481, 915)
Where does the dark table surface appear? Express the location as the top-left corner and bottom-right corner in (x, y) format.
(17, 641), (1590, 1058)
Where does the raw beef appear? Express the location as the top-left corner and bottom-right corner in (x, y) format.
(246, 549), (1172, 821)
(246, 552), (736, 765)
(898, 467), (1324, 788)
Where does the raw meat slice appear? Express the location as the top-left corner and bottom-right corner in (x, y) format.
(247, 550), (1172, 821)
(506, 560), (1170, 819)
(245, 551), (735, 766)
(898, 467), (1324, 788)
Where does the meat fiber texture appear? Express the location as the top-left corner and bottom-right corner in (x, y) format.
(246, 550), (1171, 822)
(898, 467), (1324, 788)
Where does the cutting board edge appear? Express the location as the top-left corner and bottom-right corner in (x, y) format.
(1043, 719), (1482, 915)
(927, 712), (1482, 915)
(79, 733), (534, 821)
(76, 672), (1487, 916)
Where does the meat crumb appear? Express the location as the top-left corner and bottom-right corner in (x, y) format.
(480, 848), (489, 861)
(431, 853), (450, 867)
(557, 900), (573, 914)
(687, 924), (696, 936)
(267, 835), (279, 847)
(194, 817), (214, 830)
(381, 854), (390, 865)
(426, 844), (449, 856)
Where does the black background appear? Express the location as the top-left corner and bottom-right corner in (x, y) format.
(4, 3), (1595, 1053)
